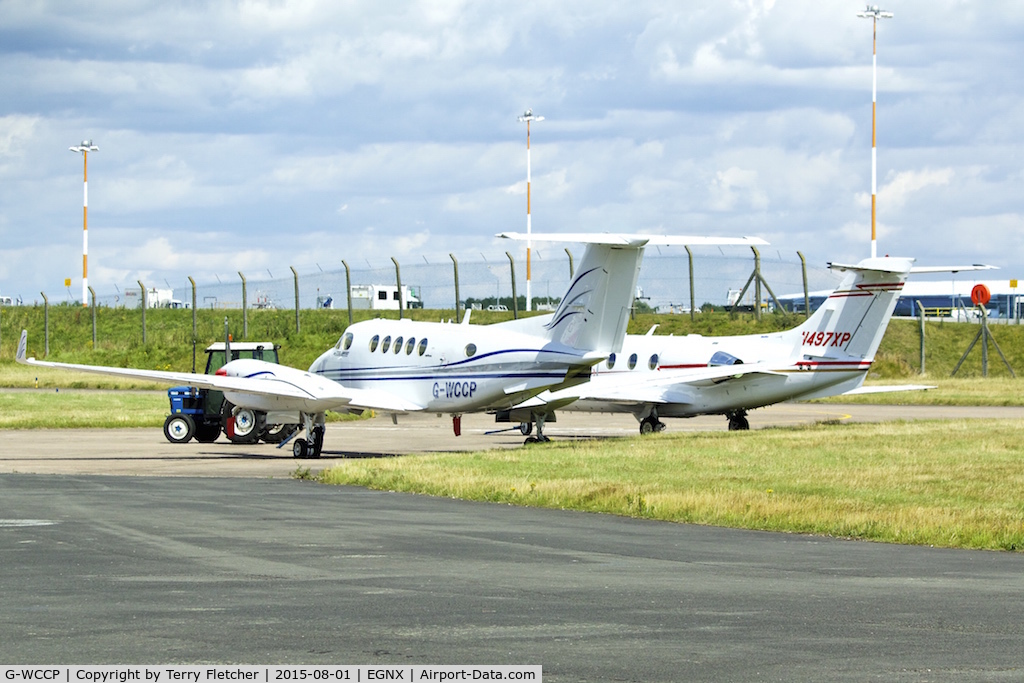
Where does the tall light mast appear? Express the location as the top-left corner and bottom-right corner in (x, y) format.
(857, 5), (893, 259)
(70, 140), (99, 306)
(517, 108), (543, 312)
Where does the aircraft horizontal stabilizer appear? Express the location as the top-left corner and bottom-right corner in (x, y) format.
(909, 264), (998, 274)
(498, 232), (767, 247)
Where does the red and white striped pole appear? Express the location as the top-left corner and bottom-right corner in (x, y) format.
(518, 109), (543, 312)
(858, 6), (893, 259)
(70, 140), (99, 306)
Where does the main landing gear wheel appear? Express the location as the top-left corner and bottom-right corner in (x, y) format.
(727, 412), (750, 431)
(524, 412), (551, 445)
(639, 417), (666, 435)
(293, 425), (325, 459)
(163, 414), (195, 443)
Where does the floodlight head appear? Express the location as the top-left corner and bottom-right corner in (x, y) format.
(69, 140), (99, 153)
(857, 5), (893, 19)
(518, 108), (543, 123)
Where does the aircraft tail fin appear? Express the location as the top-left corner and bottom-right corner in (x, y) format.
(532, 239), (647, 354)
(792, 257), (914, 362)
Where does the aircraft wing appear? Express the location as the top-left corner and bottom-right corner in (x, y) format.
(15, 330), (423, 413)
(522, 362), (786, 408)
(841, 384), (936, 395)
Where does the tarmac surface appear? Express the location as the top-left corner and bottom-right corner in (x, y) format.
(2, 405), (1024, 680)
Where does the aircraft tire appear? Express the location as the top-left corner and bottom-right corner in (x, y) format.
(519, 422), (533, 436)
(293, 438), (309, 459)
(639, 418), (655, 435)
(163, 414), (195, 444)
(728, 415), (750, 431)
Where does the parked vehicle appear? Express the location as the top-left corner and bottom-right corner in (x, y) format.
(163, 342), (300, 445)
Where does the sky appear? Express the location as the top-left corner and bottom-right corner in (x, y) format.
(1, 0), (1023, 305)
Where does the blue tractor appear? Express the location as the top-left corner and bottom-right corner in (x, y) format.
(162, 341), (299, 445)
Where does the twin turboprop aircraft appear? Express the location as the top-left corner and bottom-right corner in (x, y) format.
(501, 257), (990, 436)
(16, 232), (764, 457)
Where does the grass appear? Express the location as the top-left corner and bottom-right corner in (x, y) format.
(315, 419), (1024, 552)
(0, 389), (168, 429)
(816, 377), (1024, 406)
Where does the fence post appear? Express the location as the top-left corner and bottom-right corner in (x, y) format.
(506, 251), (518, 320)
(137, 280), (147, 344)
(798, 251), (810, 319)
(188, 276), (197, 337)
(238, 272), (248, 339)
(391, 257), (403, 320)
(565, 247), (574, 279)
(753, 248), (762, 321)
(41, 292), (49, 357)
(89, 286), (97, 348)
(450, 254), (461, 320)
(290, 266), (300, 334)
(342, 260), (353, 327)
(917, 300), (926, 375)
(685, 246), (695, 321)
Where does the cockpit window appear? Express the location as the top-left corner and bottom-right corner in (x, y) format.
(338, 332), (353, 351)
(709, 351), (743, 366)
(369, 335), (379, 352)
(381, 336), (392, 353)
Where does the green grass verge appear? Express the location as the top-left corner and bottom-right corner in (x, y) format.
(0, 390), (168, 429)
(815, 377), (1024, 406)
(0, 387), (368, 429)
(316, 419), (1024, 552)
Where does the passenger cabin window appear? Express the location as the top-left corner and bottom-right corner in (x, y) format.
(381, 336), (392, 353)
(606, 353), (616, 370)
(369, 335), (380, 352)
(465, 343), (477, 358)
(418, 338), (428, 356)
(405, 337), (416, 355)
(393, 336), (404, 354)
(628, 353), (638, 370)
(648, 354), (659, 370)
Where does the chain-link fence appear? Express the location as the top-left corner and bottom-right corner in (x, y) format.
(31, 248), (842, 314)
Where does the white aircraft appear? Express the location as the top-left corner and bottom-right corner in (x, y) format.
(497, 256), (991, 437)
(16, 233), (763, 457)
